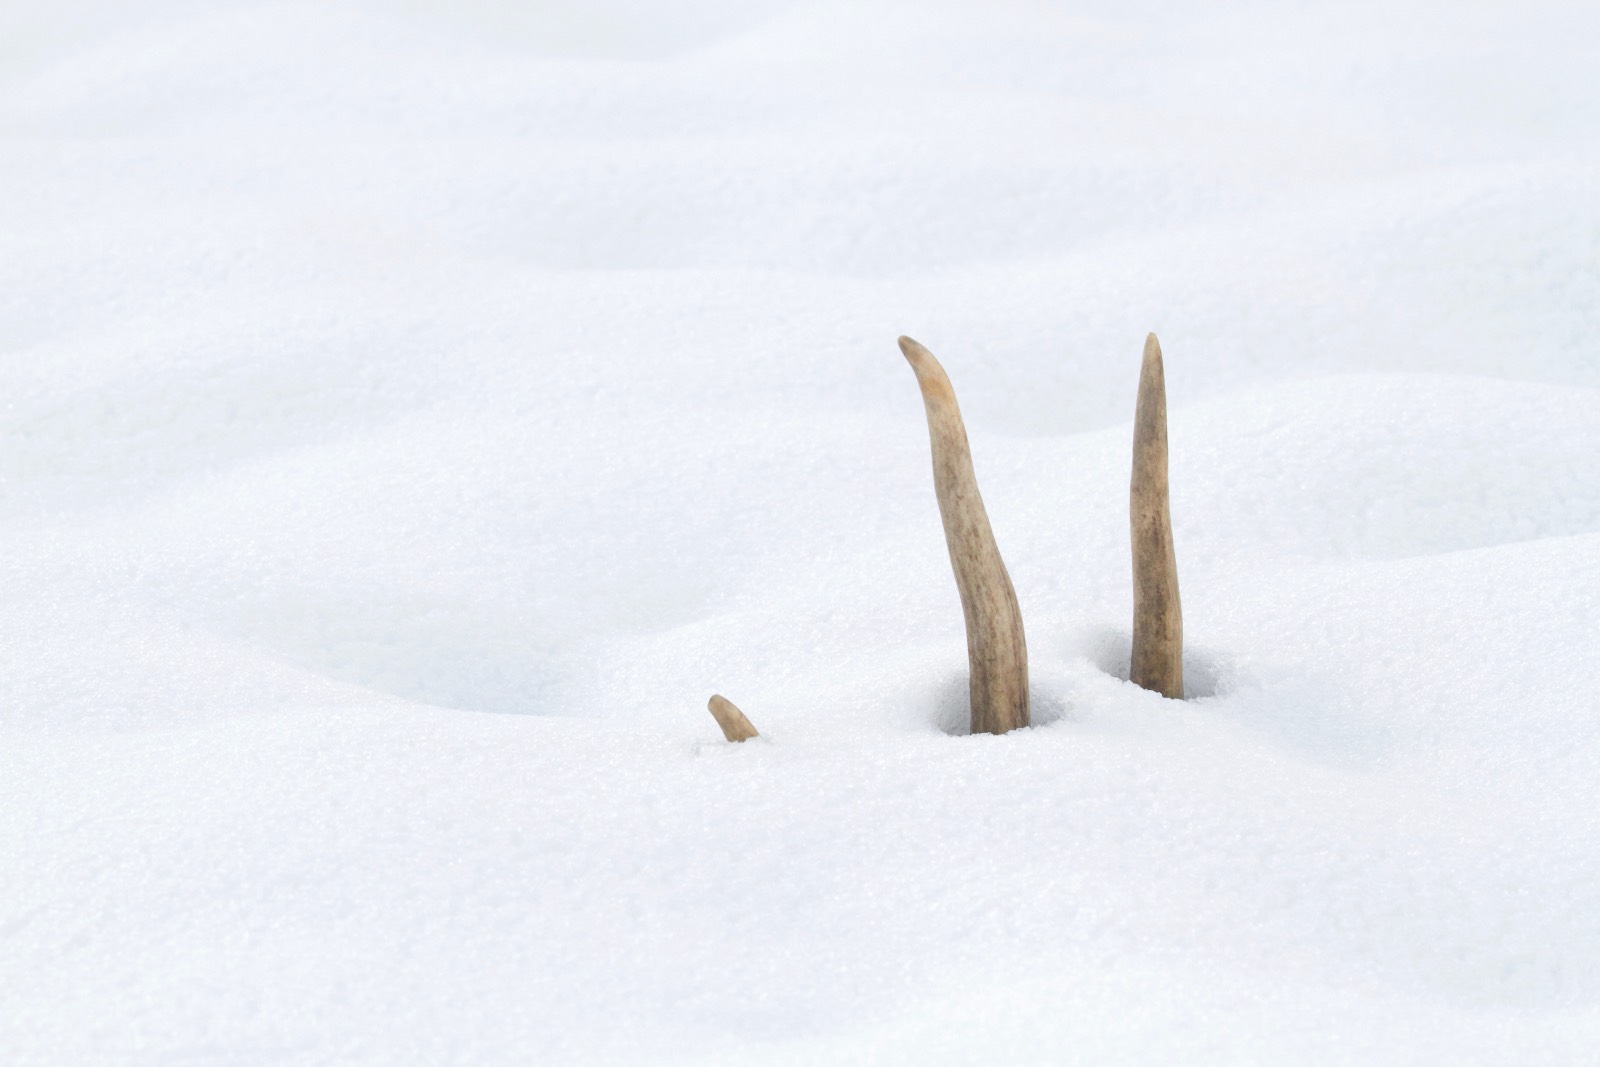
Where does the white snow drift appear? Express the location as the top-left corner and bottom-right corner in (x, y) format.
(3, 1), (1598, 1063)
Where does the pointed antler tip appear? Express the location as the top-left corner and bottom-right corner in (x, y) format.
(1141, 333), (1164, 370)
(899, 335), (936, 373)
(707, 694), (759, 742)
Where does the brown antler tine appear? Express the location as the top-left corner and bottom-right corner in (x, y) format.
(899, 336), (1029, 734)
(1130, 333), (1184, 699)
(707, 694), (759, 742)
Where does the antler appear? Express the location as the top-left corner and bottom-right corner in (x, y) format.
(707, 694), (759, 742)
(899, 336), (1029, 734)
(1130, 333), (1183, 698)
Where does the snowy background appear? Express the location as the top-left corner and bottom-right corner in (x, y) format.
(4, 0), (1599, 1062)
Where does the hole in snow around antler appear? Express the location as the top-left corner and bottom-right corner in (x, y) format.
(1079, 625), (1234, 700)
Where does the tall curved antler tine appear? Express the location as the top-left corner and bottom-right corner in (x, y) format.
(1130, 333), (1184, 698)
(899, 336), (1029, 734)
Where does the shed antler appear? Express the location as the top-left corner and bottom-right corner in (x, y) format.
(899, 336), (1029, 734)
(1130, 333), (1183, 698)
(707, 694), (759, 742)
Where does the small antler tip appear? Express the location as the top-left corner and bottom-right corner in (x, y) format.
(707, 693), (759, 742)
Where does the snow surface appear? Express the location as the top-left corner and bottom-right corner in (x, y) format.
(4, 1), (1599, 1062)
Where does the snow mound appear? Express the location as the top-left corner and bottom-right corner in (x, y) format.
(3, 1), (1598, 1063)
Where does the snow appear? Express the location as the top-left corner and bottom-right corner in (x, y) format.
(3, 1), (1599, 1062)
